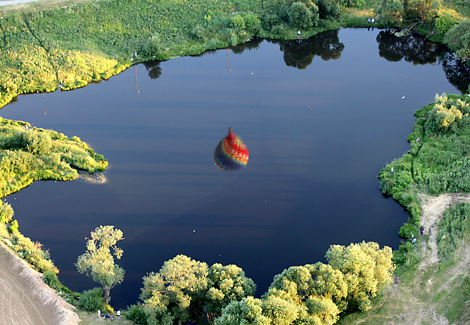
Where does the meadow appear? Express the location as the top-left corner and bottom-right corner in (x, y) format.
(1, 0), (468, 110)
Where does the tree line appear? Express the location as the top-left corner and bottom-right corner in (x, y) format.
(75, 225), (395, 324)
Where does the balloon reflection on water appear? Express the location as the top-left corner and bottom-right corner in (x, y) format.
(213, 127), (249, 172)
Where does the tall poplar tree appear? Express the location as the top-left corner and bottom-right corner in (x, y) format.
(76, 225), (125, 305)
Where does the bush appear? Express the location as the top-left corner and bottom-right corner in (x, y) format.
(126, 304), (148, 325)
(190, 25), (206, 40)
(435, 13), (457, 36)
(21, 131), (52, 155)
(79, 287), (105, 312)
(1, 130), (52, 155)
(398, 223), (418, 239)
(0, 201), (14, 224)
(231, 15), (246, 30)
(424, 94), (469, 136)
(9, 219), (19, 234)
(243, 13), (262, 33)
(144, 35), (163, 57)
(43, 270), (62, 290)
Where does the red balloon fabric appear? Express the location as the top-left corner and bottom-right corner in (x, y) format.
(214, 127), (249, 171)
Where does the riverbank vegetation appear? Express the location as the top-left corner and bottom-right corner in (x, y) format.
(124, 241), (394, 325)
(0, 0), (469, 110)
(0, 117), (107, 198)
(379, 94), (470, 268)
(0, 0), (470, 322)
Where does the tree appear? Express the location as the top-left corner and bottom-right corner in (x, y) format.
(377, 0), (404, 25)
(144, 34), (163, 57)
(205, 263), (256, 321)
(307, 262), (348, 312)
(424, 93), (468, 136)
(76, 225), (125, 305)
(140, 255), (209, 325)
(405, 0), (441, 23)
(444, 20), (470, 61)
(289, 2), (314, 29)
(215, 297), (271, 325)
(263, 265), (342, 324)
(325, 241), (395, 312)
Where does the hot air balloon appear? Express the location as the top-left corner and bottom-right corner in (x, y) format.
(213, 127), (249, 171)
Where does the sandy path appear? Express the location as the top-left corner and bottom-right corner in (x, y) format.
(395, 193), (470, 324)
(0, 242), (80, 325)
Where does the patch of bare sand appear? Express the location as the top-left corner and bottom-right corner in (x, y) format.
(389, 193), (470, 325)
(0, 242), (80, 325)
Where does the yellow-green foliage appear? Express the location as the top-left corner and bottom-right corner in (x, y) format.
(10, 232), (59, 274)
(0, 223), (8, 238)
(433, 93), (465, 127)
(425, 93), (469, 135)
(0, 117), (107, 198)
(325, 241), (395, 312)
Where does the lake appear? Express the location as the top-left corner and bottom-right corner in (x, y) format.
(0, 28), (468, 309)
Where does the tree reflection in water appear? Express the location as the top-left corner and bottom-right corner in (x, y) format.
(272, 30), (344, 69)
(143, 60), (163, 80)
(141, 30), (469, 93)
(376, 30), (470, 93)
(440, 52), (470, 94)
(376, 30), (447, 64)
(229, 38), (264, 54)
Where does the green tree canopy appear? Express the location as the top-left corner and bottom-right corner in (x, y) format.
(76, 225), (124, 305)
(444, 20), (470, 60)
(405, 0), (441, 23)
(215, 297), (271, 325)
(325, 241), (395, 312)
(289, 2), (315, 29)
(263, 264), (342, 324)
(206, 263), (257, 321)
(140, 254), (209, 325)
(377, 0), (404, 25)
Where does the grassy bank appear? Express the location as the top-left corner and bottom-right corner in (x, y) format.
(1, 0), (468, 110)
(333, 95), (470, 324)
(0, 0), (469, 322)
(0, 117), (107, 197)
(379, 94), (470, 267)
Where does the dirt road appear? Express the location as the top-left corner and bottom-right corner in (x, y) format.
(0, 0), (39, 7)
(0, 242), (79, 325)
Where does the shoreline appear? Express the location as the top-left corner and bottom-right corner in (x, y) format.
(2, 192), (468, 323)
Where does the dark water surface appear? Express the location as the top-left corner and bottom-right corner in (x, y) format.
(0, 28), (467, 308)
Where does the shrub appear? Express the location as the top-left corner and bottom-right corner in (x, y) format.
(9, 219), (19, 234)
(392, 242), (420, 267)
(43, 270), (62, 290)
(190, 24), (206, 40)
(144, 35), (163, 57)
(126, 304), (148, 325)
(435, 13), (457, 36)
(231, 15), (246, 30)
(243, 13), (262, 33)
(424, 94), (469, 136)
(398, 223), (418, 239)
(21, 131), (53, 155)
(79, 287), (105, 312)
(0, 201), (14, 224)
